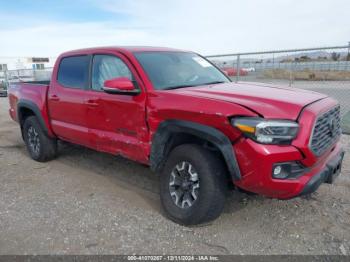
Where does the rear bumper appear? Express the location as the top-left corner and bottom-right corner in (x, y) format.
(0, 90), (7, 97)
(233, 138), (344, 199)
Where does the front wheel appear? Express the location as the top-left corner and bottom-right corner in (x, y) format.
(160, 144), (227, 225)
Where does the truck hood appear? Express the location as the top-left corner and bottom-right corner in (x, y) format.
(171, 82), (328, 119)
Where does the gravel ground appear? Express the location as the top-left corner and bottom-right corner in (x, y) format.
(0, 97), (350, 255)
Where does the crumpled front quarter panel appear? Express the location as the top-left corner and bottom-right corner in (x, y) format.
(146, 90), (258, 142)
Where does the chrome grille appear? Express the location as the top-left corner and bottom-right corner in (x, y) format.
(310, 105), (341, 156)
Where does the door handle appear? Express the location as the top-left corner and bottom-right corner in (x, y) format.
(84, 99), (99, 107)
(50, 95), (60, 101)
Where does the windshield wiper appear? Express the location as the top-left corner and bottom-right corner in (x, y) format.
(164, 81), (226, 90)
(202, 81), (226, 85)
(164, 84), (196, 90)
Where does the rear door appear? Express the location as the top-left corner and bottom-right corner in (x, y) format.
(85, 53), (149, 162)
(48, 55), (92, 147)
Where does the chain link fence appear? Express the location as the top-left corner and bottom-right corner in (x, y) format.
(206, 45), (350, 133)
(0, 67), (53, 96)
(0, 68), (53, 85)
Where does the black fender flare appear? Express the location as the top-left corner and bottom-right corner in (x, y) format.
(150, 120), (241, 181)
(17, 99), (49, 135)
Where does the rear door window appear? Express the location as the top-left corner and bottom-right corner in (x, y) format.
(57, 56), (90, 89)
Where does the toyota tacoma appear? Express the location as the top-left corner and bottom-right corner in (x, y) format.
(8, 47), (344, 225)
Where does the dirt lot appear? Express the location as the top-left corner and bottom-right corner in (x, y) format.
(0, 97), (350, 255)
(263, 69), (350, 81)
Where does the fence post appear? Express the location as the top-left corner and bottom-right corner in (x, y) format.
(33, 67), (36, 81)
(4, 70), (9, 88)
(289, 61), (293, 87)
(236, 54), (240, 82)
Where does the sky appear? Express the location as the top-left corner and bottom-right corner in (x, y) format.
(0, 0), (349, 57)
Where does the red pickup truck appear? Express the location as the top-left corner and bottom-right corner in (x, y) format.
(8, 46), (344, 225)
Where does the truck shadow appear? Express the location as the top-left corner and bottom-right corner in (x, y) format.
(56, 141), (269, 217)
(56, 141), (162, 212)
(11, 139), (321, 225)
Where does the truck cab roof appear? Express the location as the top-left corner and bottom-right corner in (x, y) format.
(60, 46), (189, 57)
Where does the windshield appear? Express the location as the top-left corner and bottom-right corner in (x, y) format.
(134, 51), (230, 90)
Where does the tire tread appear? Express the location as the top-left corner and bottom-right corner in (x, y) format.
(160, 144), (227, 225)
(23, 116), (57, 162)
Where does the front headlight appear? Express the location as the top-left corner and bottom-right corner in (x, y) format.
(231, 117), (299, 144)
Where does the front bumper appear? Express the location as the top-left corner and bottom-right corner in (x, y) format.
(233, 138), (344, 199)
(232, 97), (344, 199)
(298, 149), (344, 197)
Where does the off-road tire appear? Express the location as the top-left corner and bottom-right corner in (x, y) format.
(23, 116), (57, 162)
(160, 144), (227, 225)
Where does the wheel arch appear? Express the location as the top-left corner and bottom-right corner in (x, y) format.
(150, 120), (241, 181)
(17, 100), (49, 136)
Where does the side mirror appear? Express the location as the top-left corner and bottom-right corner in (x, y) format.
(103, 77), (140, 95)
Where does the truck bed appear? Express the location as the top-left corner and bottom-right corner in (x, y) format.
(8, 81), (50, 125)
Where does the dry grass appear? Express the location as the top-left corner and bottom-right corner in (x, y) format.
(263, 69), (350, 81)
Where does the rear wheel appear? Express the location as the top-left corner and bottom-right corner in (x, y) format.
(160, 144), (227, 225)
(23, 116), (57, 162)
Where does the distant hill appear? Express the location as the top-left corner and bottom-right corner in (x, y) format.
(275, 51), (348, 62)
(211, 51), (349, 66)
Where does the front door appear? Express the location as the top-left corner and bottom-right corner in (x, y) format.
(86, 53), (149, 163)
